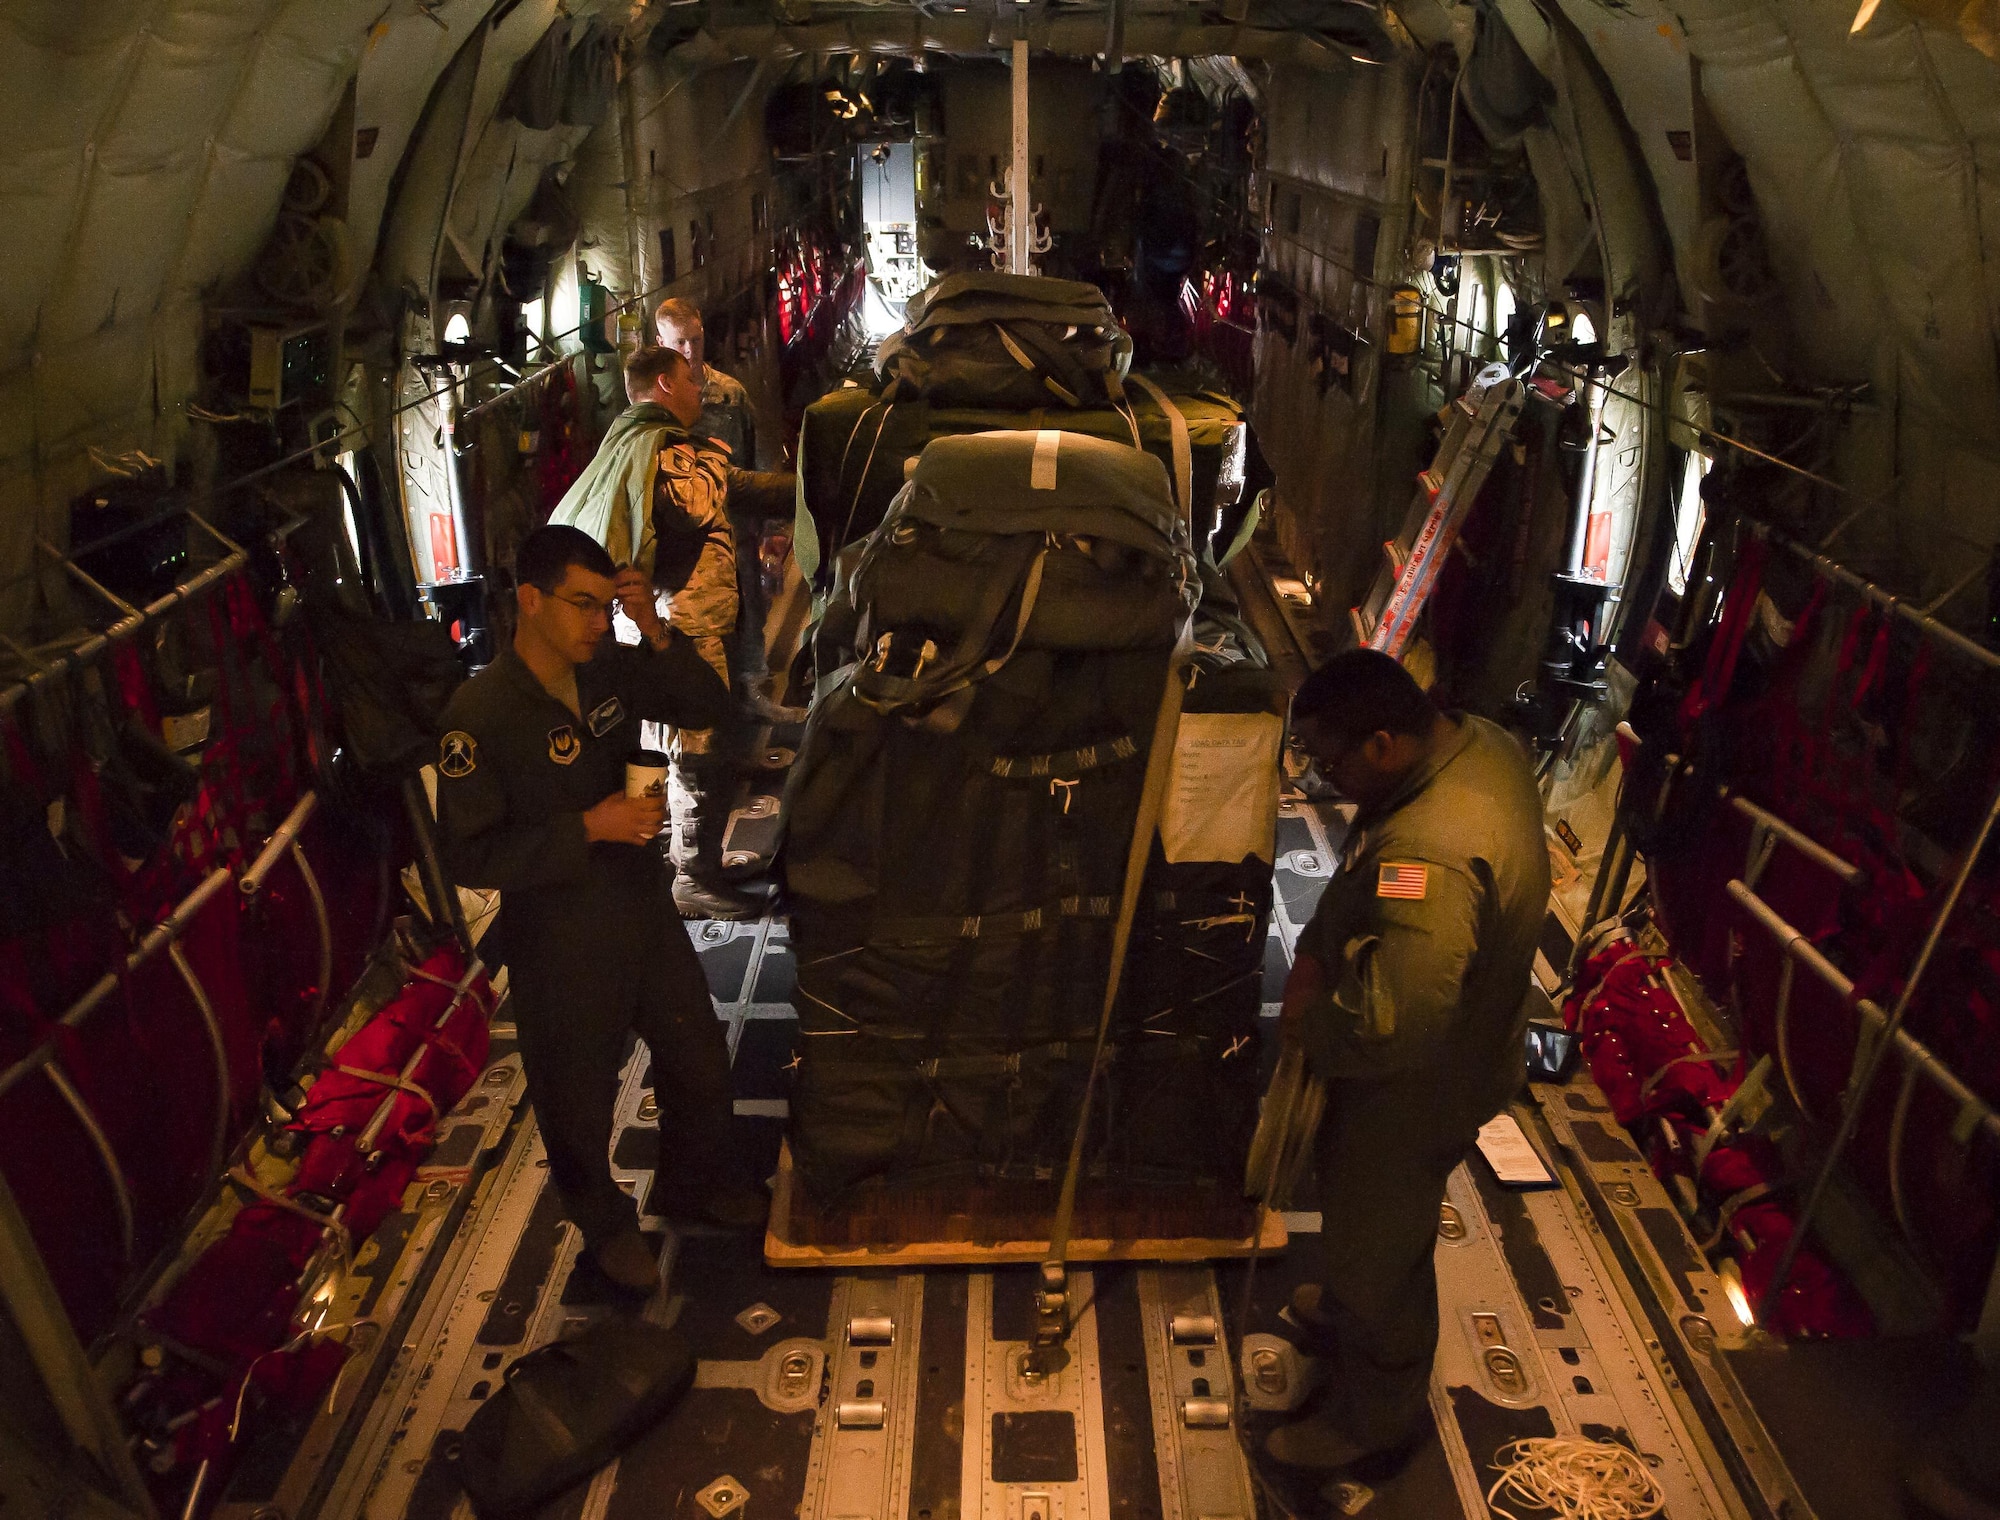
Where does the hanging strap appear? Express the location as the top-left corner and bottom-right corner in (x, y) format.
(329, 1064), (440, 1125)
(1679, 534), (1768, 728)
(833, 402), (897, 564)
(1126, 374), (1193, 528)
(1042, 619), (1196, 1313)
(849, 535), (1050, 724)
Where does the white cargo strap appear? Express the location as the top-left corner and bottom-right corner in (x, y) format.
(1126, 373), (1193, 530)
(1031, 429), (1061, 490)
(1042, 615), (1197, 1329)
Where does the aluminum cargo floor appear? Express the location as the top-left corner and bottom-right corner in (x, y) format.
(202, 777), (1810, 1520)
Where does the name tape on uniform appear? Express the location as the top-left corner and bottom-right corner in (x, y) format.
(1376, 862), (1428, 899)
(587, 697), (624, 737)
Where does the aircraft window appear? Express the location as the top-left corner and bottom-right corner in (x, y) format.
(1570, 308), (1598, 346)
(337, 451), (365, 575)
(443, 311), (471, 346)
(1668, 448), (1711, 598)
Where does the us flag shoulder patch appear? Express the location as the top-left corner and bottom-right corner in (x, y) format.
(1377, 862), (1429, 900)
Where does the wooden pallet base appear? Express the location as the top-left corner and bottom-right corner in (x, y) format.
(763, 1141), (1288, 1268)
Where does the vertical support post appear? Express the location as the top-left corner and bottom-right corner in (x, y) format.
(1009, 33), (1032, 276)
(0, 1166), (157, 1518)
(1566, 373), (1606, 576)
(440, 371), (479, 579)
(402, 775), (473, 957)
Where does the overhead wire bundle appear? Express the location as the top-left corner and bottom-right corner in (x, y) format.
(1485, 1435), (1667, 1520)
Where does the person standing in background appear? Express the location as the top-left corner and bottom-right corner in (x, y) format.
(655, 297), (801, 723)
(549, 346), (764, 920)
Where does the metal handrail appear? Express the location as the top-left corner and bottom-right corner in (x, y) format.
(239, 792), (334, 1025)
(240, 792), (319, 896)
(1724, 792), (1865, 888)
(1726, 881), (2000, 1146)
(0, 514), (248, 714)
(0, 869), (233, 1102)
(1746, 518), (2000, 676)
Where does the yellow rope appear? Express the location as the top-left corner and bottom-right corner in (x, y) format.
(1485, 1437), (1667, 1520)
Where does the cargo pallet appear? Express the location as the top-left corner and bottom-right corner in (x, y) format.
(763, 1140), (1289, 1267)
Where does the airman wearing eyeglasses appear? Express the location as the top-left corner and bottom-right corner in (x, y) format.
(433, 525), (770, 1296)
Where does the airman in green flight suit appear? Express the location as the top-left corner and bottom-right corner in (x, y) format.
(1271, 649), (1552, 1472)
(433, 524), (766, 1297)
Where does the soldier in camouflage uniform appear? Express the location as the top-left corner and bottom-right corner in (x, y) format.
(656, 298), (800, 722)
(549, 346), (763, 920)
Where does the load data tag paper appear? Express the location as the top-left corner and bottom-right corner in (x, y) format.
(1161, 711), (1284, 865)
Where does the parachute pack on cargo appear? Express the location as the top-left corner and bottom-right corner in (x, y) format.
(872, 273), (1135, 411)
(797, 377), (1268, 580)
(781, 428), (1281, 1207)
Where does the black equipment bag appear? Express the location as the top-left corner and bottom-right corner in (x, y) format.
(799, 380), (1269, 579)
(873, 273), (1134, 411)
(309, 603), (467, 773)
(452, 1318), (694, 1520)
(782, 429), (1277, 1203)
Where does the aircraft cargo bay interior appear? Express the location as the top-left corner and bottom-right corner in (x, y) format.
(3, 4), (1999, 1520)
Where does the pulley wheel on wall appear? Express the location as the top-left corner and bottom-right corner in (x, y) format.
(1692, 215), (1777, 306)
(1715, 157), (1757, 219)
(257, 213), (351, 309)
(282, 157), (332, 216)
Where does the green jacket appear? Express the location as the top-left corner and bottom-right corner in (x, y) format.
(548, 402), (738, 639)
(547, 402), (676, 577)
(1296, 715), (1551, 1121)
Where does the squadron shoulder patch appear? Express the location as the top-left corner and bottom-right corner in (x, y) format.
(548, 725), (581, 765)
(438, 731), (478, 779)
(586, 696), (625, 738)
(1376, 862), (1429, 900)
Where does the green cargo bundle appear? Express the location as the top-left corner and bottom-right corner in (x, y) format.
(872, 271), (1133, 410)
(798, 379), (1259, 582)
(780, 429), (1284, 1206)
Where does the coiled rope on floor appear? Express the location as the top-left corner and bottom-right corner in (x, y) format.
(1485, 1436), (1667, 1520)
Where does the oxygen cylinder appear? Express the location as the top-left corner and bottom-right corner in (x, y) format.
(1388, 286), (1423, 355)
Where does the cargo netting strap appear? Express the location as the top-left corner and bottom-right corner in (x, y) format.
(987, 734), (1138, 779)
(1040, 620), (1196, 1342)
(917, 1040), (1111, 1079)
(329, 1064), (441, 1124)
(1125, 374), (1194, 529)
(865, 893), (1117, 945)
